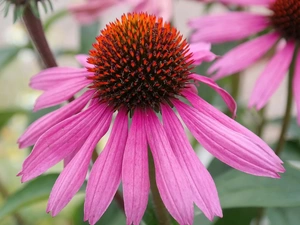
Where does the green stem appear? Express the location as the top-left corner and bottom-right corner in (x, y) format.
(148, 150), (171, 225)
(22, 5), (57, 68)
(0, 178), (27, 225)
(231, 73), (240, 101)
(256, 106), (267, 137)
(274, 55), (295, 156)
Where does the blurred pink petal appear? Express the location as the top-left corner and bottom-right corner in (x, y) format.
(75, 54), (94, 68)
(47, 107), (112, 216)
(69, 0), (120, 25)
(209, 32), (280, 79)
(145, 110), (194, 225)
(84, 109), (128, 225)
(218, 0), (275, 5)
(190, 43), (217, 65)
(189, 13), (269, 43)
(122, 108), (150, 225)
(249, 41), (295, 110)
(162, 105), (222, 221)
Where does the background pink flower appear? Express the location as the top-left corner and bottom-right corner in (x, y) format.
(189, 0), (300, 124)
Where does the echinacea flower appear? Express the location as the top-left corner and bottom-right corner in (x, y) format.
(69, 0), (172, 24)
(189, 0), (300, 124)
(18, 12), (284, 225)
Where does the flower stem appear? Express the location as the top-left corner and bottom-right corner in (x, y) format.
(274, 52), (296, 156)
(256, 106), (267, 137)
(22, 5), (57, 68)
(148, 150), (171, 225)
(231, 73), (240, 101)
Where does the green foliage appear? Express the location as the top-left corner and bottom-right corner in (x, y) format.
(0, 46), (21, 74)
(73, 200), (125, 225)
(0, 174), (59, 219)
(267, 207), (300, 225)
(80, 22), (100, 54)
(0, 109), (27, 130)
(215, 162), (300, 208)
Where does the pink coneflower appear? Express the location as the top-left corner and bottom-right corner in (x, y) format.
(69, 0), (172, 24)
(189, 0), (300, 124)
(18, 13), (283, 225)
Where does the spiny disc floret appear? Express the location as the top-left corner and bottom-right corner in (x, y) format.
(270, 0), (300, 41)
(87, 12), (193, 112)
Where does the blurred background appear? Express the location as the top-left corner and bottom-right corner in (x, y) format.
(0, 0), (299, 225)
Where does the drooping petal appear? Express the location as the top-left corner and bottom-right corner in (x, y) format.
(173, 99), (284, 178)
(293, 52), (300, 125)
(84, 109), (128, 225)
(18, 91), (94, 148)
(220, 0), (275, 5)
(162, 105), (222, 221)
(122, 108), (150, 225)
(189, 13), (269, 43)
(145, 110), (194, 225)
(249, 41), (295, 110)
(47, 107), (112, 216)
(75, 54), (94, 68)
(188, 74), (237, 117)
(33, 78), (91, 111)
(183, 90), (283, 165)
(19, 103), (108, 182)
(209, 32), (280, 80)
(30, 67), (90, 91)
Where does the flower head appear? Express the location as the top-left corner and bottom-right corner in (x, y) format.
(18, 12), (284, 225)
(189, 0), (300, 124)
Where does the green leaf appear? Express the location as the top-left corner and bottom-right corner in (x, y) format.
(0, 109), (27, 130)
(142, 197), (159, 225)
(281, 140), (300, 161)
(214, 208), (257, 225)
(215, 163), (300, 208)
(207, 158), (231, 178)
(72, 200), (125, 225)
(0, 174), (58, 219)
(80, 22), (100, 54)
(0, 46), (21, 72)
(266, 207), (300, 225)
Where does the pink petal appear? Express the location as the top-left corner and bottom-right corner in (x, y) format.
(183, 89), (283, 165)
(84, 109), (128, 225)
(33, 77), (91, 111)
(249, 41), (295, 110)
(189, 43), (217, 65)
(18, 91), (94, 148)
(293, 52), (300, 125)
(75, 54), (93, 68)
(145, 110), (194, 225)
(69, 0), (119, 24)
(209, 33), (280, 80)
(220, 0), (275, 5)
(132, 0), (172, 21)
(122, 108), (150, 225)
(189, 13), (269, 43)
(188, 74), (237, 117)
(19, 103), (109, 182)
(30, 67), (90, 91)
(173, 98), (284, 178)
(161, 105), (222, 221)
(47, 108), (112, 216)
